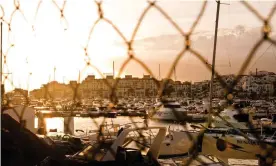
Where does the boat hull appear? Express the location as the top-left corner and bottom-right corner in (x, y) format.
(151, 110), (188, 121)
(159, 130), (276, 163)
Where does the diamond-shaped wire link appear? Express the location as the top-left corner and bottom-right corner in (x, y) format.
(0, 0), (276, 165)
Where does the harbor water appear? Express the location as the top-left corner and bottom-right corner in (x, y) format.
(42, 116), (261, 166)
(42, 116), (192, 134)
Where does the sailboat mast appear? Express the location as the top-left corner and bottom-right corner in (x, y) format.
(78, 70), (81, 83)
(208, 0), (220, 125)
(174, 66), (177, 81)
(0, 22), (2, 84)
(113, 61), (115, 79)
(54, 66), (56, 82)
(0, 22), (2, 102)
(159, 64), (161, 80)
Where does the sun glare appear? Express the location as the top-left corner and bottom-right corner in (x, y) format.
(45, 118), (64, 132)
(1, 0), (128, 91)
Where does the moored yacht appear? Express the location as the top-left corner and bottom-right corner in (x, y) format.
(158, 127), (276, 165)
(210, 107), (251, 129)
(150, 100), (187, 121)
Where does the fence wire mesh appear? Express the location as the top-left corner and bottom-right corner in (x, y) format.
(1, 0), (276, 165)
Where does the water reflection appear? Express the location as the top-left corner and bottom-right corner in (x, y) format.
(39, 116), (193, 134)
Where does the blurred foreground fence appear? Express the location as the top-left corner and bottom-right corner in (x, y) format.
(1, 0), (276, 165)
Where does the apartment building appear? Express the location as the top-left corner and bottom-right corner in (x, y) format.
(27, 71), (276, 100)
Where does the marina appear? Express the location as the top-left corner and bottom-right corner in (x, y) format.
(31, 97), (276, 123)
(3, 77), (276, 166)
(3, 107), (276, 165)
(1, 0), (276, 165)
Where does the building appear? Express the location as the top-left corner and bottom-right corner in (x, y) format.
(242, 71), (276, 97)
(6, 88), (28, 105)
(29, 81), (72, 100)
(27, 70), (276, 100)
(78, 74), (158, 99)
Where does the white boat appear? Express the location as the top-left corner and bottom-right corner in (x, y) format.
(150, 101), (187, 121)
(102, 127), (166, 161)
(75, 122), (121, 143)
(159, 129), (198, 158)
(87, 107), (100, 117)
(210, 107), (251, 129)
(67, 127), (167, 164)
(158, 127), (276, 165)
(201, 130), (275, 164)
(76, 121), (144, 144)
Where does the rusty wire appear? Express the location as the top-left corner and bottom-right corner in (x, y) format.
(1, 0), (276, 165)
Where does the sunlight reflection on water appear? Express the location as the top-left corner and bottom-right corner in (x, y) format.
(41, 116), (259, 165)
(41, 116), (191, 134)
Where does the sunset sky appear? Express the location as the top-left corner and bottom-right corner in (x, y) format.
(0, 0), (276, 91)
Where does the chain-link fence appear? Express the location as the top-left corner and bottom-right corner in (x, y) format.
(1, 0), (276, 165)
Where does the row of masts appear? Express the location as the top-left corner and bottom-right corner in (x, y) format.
(51, 61), (177, 83)
(0, 0), (221, 103)
(111, 62), (177, 81)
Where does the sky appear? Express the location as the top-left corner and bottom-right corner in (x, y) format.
(0, 0), (276, 91)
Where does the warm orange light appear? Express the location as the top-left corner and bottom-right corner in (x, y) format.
(45, 118), (64, 132)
